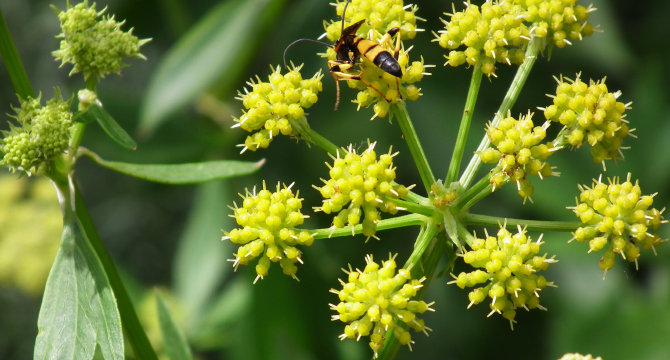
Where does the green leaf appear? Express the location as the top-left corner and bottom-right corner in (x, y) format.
(34, 208), (124, 360)
(174, 181), (232, 334)
(0, 8), (35, 99)
(139, 0), (287, 135)
(81, 149), (264, 184)
(156, 291), (194, 360)
(88, 104), (138, 150)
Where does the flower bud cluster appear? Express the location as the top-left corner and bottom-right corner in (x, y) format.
(430, 180), (458, 210)
(450, 226), (557, 329)
(1, 91), (73, 175)
(314, 142), (411, 240)
(436, 1), (594, 76)
(233, 65), (323, 152)
(542, 74), (631, 164)
(570, 174), (667, 277)
(559, 354), (603, 360)
(330, 254), (434, 357)
(323, 0), (422, 42)
(223, 182), (314, 283)
(53, 0), (149, 80)
(479, 112), (558, 201)
(0, 175), (61, 296)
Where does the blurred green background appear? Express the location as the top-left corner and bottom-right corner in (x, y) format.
(1, 0), (670, 359)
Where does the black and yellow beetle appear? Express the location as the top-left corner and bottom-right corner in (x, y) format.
(284, 0), (403, 110)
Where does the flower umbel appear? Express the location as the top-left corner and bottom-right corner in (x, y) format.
(479, 111), (559, 201)
(541, 74), (632, 166)
(330, 254), (434, 357)
(52, 0), (149, 80)
(1, 90), (73, 175)
(223, 181), (314, 283)
(569, 173), (667, 278)
(314, 141), (411, 240)
(450, 225), (557, 329)
(233, 64), (323, 153)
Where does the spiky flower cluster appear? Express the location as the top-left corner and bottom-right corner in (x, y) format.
(314, 142), (411, 240)
(542, 74), (631, 165)
(348, 47), (429, 120)
(53, 0), (149, 80)
(330, 254), (434, 357)
(479, 112), (558, 201)
(0, 175), (61, 296)
(450, 226), (557, 329)
(1, 91), (73, 175)
(569, 174), (667, 277)
(323, 0), (422, 42)
(559, 354), (603, 360)
(233, 65), (323, 153)
(435, 1), (595, 76)
(223, 182), (314, 283)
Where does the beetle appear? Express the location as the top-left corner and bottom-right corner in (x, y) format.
(284, 0), (403, 110)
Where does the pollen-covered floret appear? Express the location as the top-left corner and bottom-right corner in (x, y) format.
(541, 74), (632, 165)
(569, 173), (667, 278)
(233, 64), (323, 153)
(52, 0), (149, 80)
(478, 111), (559, 201)
(314, 142), (412, 241)
(1, 90), (73, 175)
(449, 226), (557, 329)
(330, 254), (434, 357)
(323, 0), (422, 42)
(223, 181), (314, 283)
(435, 1), (595, 76)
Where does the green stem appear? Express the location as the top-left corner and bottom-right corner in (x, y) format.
(459, 37), (543, 189)
(376, 220), (444, 360)
(445, 61), (483, 185)
(391, 103), (435, 193)
(74, 187), (160, 360)
(312, 213), (427, 240)
(452, 171), (492, 209)
(386, 197), (439, 218)
(462, 212), (581, 233)
(0, 8), (34, 99)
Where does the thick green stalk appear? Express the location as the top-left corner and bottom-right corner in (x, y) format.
(391, 103), (435, 193)
(459, 37), (543, 189)
(0, 8), (34, 99)
(462, 212), (581, 233)
(452, 171), (492, 210)
(445, 61), (483, 185)
(69, 78), (96, 152)
(387, 197), (440, 218)
(312, 213), (427, 239)
(376, 220), (444, 360)
(75, 187), (160, 360)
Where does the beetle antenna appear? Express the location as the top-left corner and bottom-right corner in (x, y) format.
(341, 0), (351, 35)
(283, 39), (333, 68)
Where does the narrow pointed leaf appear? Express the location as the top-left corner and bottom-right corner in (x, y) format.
(82, 149), (264, 184)
(88, 104), (137, 150)
(156, 291), (194, 360)
(34, 209), (124, 360)
(139, 0), (286, 135)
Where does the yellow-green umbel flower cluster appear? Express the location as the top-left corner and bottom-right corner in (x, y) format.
(223, 182), (314, 283)
(1, 91), (73, 175)
(322, 0), (422, 42)
(569, 174), (667, 278)
(435, 1), (595, 76)
(479, 112), (558, 201)
(330, 254), (434, 357)
(233, 65), (323, 153)
(53, 0), (149, 80)
(450, 226), (557, 329)
(314, 142), (411, 240)
(559, 354), (603, 360)
(542, 74), (631, 165)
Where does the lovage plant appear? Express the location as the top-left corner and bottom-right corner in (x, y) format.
(0, 0), (667, 360)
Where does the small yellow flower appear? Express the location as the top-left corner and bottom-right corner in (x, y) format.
(223, 181), (314, 283)
(569, 173), (667, 278)
(330, 254), (434, 357)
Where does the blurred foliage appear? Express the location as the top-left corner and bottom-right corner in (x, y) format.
(1, 0), (669, 359)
